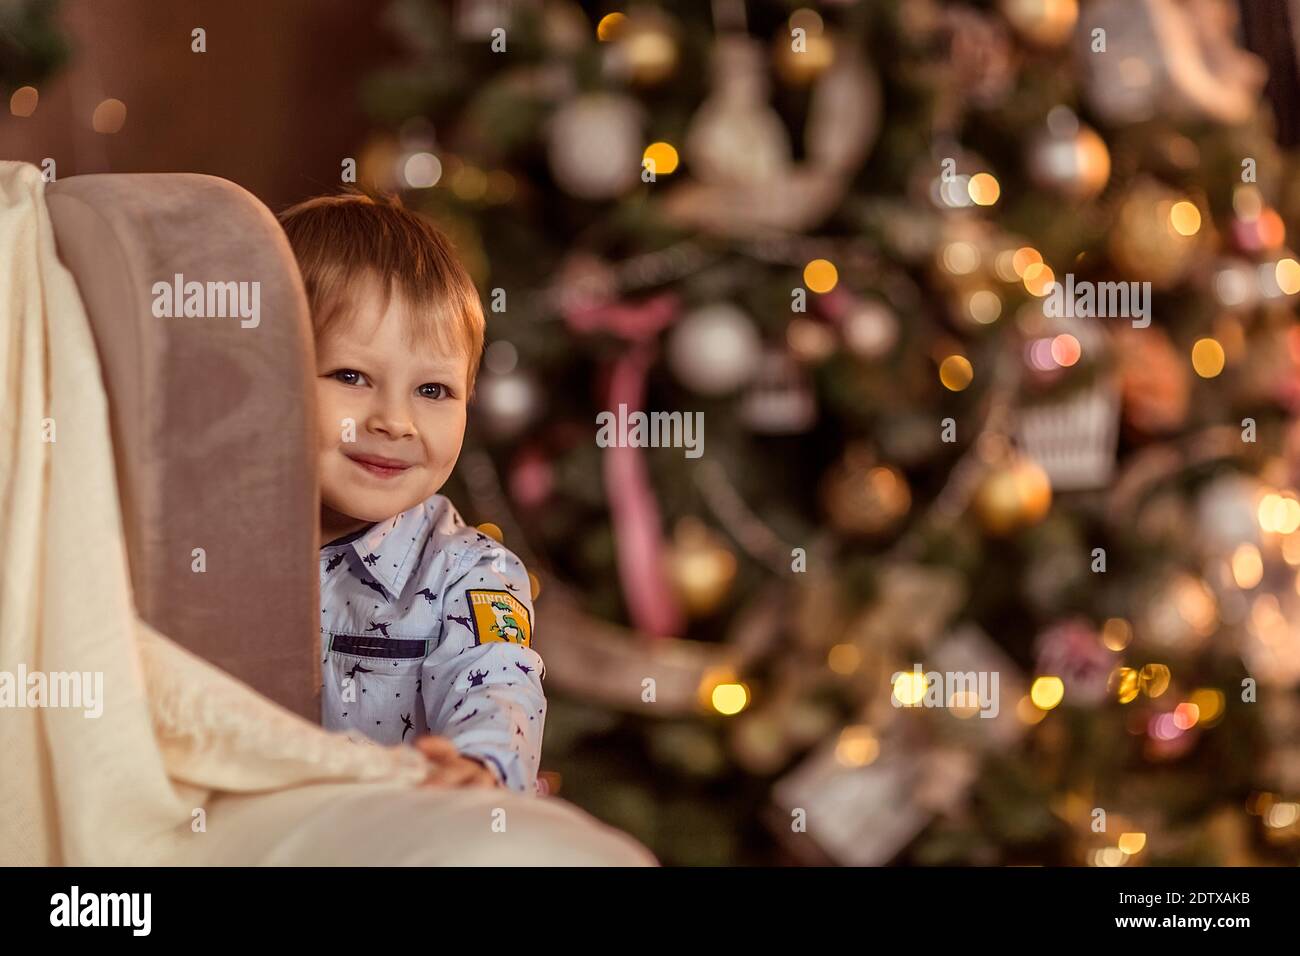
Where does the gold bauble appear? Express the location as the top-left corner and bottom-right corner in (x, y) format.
(608, 9), (679, 87)
(664, 517), (738, 617)
(821, 445), (911, 535)
(998, 0), (1078, 47)
(1026, 117), (1111, 200)
(973, 456), (1052, 535)
(772, 29), (836, 86)
(1108, 178), (1201, 288)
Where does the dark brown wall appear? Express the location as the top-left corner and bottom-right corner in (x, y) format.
(1, 0), (395, 209)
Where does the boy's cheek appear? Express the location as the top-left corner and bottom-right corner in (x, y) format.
(316, 390), (356, 448)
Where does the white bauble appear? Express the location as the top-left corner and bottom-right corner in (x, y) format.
(667, 303), (763, 395)
(473, 369), (544, 441)
(547, 93), (643, 200)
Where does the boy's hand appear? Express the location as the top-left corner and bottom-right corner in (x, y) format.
(414, 735), (501, 789)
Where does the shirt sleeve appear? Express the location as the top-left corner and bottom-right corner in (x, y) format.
(421, 542), (546, 794)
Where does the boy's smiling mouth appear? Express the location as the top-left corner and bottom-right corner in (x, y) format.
(345, 452), (414, 479)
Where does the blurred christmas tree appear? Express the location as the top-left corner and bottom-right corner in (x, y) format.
(358, 0), (1300, 865)
(0, 0), (69, 92)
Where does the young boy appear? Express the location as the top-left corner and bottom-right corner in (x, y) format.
(278, 192), (545, 794)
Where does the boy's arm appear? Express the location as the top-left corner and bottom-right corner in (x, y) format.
(420, 544), (546, 794)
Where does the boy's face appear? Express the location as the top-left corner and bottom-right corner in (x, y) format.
(315, 281), (470, 540)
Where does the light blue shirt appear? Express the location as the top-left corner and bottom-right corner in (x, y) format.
(319, 494), (546, 794)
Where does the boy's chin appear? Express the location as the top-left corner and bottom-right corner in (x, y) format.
(323, 477), (440, 521)
(325, 493), (417, 523)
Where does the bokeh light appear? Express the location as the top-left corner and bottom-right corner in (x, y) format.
(1031, 676), (1064, 710)
(711, 682), (749, 715)
(804, 258), (838, 293)
(9, 86), (38, 117)
(91, 98), (127, 134)
(1191, 338), (1225, 378)
(968, 172), (1001, 206)
(643, 141), (679, 175)
(939, 354), (974, 391)
(1169, 200), (1201, 236)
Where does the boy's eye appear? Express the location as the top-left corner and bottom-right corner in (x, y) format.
(418, 383), (449, 400)
(331, 369), (367, 386)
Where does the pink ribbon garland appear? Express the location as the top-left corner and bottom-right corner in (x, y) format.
(565, 293), (685, 638)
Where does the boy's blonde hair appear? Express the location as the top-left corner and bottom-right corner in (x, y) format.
(278, 191), (485, 392)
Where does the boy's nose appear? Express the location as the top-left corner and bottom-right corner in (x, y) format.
(366, 401), (417, 440)
(368, 416), (416, 440)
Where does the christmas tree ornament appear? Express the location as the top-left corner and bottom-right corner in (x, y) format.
(814, 287), (900, 361)
(540, 0), (590, 54)
(1141, 572), (1218, 651)
(547, 93), (644, 200)
(820, 445), (912, 536)
(1211, 257), (1260, 310)
(770, 720), (972, 866)
(1034, 619), (1116, 706)
(667, 302), (762, 396)
(661, 32), (877, 237)
(1026, 106), (1111, 201)
(472, 366), (544, 441)
(772, 15), (836, 87)
(455, 0), (525, 40)
(1114, 325), (1190, 435)
(603, 6), (679, 87)
(1016, 317), (1120, 491)
(972, 454), (1053, 535)
(804, 42), (881, 175)
(786, 316), (838, 364)
(840, 298), (900, 360)
(1230, 198), (1287, 254)
(999, 0), (1078, 47)
(664, 517), (738, 618)
(1076, 0), (1266, 126)
(685, 34), (792, 188)
(738, 348), (817, 434)
(389, 117), (442, 192)
(1193, 472), (1262, 555)
(929, 625), (1028, 748)
(1017, 381), (1120, 491)
(1108, 178), (1202, 289)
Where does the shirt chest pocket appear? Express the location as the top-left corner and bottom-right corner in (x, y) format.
(328, 632), (429, 683)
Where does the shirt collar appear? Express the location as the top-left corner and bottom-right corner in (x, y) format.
(324, 502), (432, 599)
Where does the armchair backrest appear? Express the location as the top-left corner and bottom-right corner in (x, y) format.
(46, 173), (320, 720)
